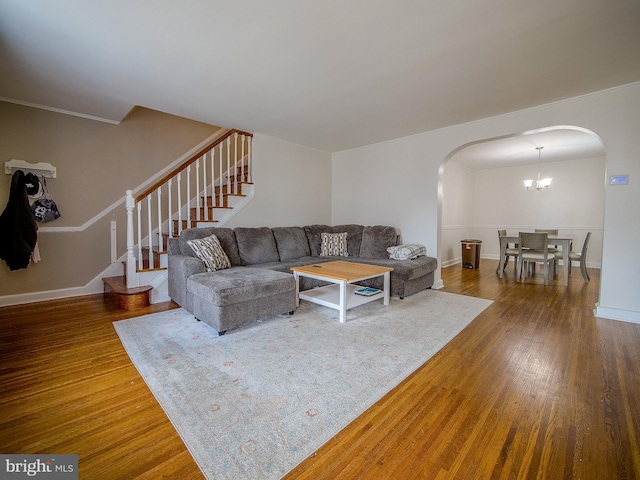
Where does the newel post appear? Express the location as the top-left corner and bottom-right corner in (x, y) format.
(125, 190), (140, 287)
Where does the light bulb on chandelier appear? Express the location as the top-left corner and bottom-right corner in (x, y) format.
(523, 146), (552, 190)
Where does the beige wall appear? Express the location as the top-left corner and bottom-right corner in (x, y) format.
(0, 102), (221, 296)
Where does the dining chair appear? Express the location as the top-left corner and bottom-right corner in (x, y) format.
(534, 229), (560, 250)
(497, 230), (518, 273)
(534, 228), (563, 274)
(517, 232), (556, 285)
(555, 231), (591, 282)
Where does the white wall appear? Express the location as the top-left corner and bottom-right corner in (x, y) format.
(332, 83), (640, 323)
(227, 134), (333, 228)
(441, 156), (606, 268)
(441, 160), (476, 263)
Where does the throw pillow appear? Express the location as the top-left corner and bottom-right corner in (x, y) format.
(187, 234), (231, 272)
(387, 244), (427, 260)
(359, 225), (397, 258)
(320, 232), (349, 257)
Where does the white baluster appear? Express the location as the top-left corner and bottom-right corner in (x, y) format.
(241, 134), (246, 184)
(125, 190), (139, 287)
(247, 136), (252, 183)
(186, 165), (191, 231)
(234, 132), (239, 193)
(147, 195), (154, 269)
(226, 137), (231, 194)
(195, 159), (201, 222)
(177, 172), (183, 235)
(136, 202), (143, 271)
(218, 145), (224, 207)
(202, 153), (208, 221)
(157, 187), (162, 252)
(214, 148), (216, 216)
(168, 178), (173, 238)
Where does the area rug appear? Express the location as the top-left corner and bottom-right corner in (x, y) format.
(113, 289), (492, 479)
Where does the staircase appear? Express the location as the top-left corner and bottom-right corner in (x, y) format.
(103, 129), (254, 310)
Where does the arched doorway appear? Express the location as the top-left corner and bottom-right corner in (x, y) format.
(438, 125), (605, 282)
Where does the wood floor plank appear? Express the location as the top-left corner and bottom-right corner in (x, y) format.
(1, 263), (638, 479)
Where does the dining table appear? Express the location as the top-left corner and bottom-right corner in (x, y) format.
(498, 234), (573, 286)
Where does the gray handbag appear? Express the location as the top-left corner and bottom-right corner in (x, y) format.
(31, 176), (61, 223)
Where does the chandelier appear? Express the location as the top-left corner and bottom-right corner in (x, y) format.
(523, 146), (552, 190)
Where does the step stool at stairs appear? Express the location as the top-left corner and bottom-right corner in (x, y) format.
(103, 275), (153, 311)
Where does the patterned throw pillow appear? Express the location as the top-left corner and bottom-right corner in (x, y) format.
(187, 234), (231, 271)
(320, 232), (349, 257)
(387, 244), (427, 260)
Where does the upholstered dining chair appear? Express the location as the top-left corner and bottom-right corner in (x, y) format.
(534, 229), (560, 251)
(517, 232), (556, 285)
(497, 230), (519, 273)
(535, 228), (563, 274)
(555, 231), (591, 282)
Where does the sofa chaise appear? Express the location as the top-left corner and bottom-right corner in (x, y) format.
(168, 224), (437, 334)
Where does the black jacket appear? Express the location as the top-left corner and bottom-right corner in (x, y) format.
(0, 170), (38, 270)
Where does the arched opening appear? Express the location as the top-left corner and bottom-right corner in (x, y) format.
(437, 125), (606, 287)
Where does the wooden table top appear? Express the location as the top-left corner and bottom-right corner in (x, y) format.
(291, 260), (393, 281)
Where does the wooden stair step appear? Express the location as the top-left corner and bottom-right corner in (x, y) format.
(103, 276), (152, 311)
(190, 205), (220, 220)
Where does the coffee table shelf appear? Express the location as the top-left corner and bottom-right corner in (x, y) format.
(291, 260), (393, 323)
(299, 283), (385, 310)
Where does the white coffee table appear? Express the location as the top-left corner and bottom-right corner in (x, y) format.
(290, 260), (393, 323)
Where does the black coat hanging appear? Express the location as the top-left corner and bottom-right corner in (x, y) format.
(0, 170), (38, 270)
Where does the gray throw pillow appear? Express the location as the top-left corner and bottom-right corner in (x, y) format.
(272, 226), (311, 261)
(359, 225), (398, 258)
(234, 227), (280, 265)
(187, 234), (231, 271)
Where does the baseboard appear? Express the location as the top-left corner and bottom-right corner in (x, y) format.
(595, 304), (640, 324)
(0, 260), (123, 307)
(441, 255), (602, 270)
(0, 283), (105, 307)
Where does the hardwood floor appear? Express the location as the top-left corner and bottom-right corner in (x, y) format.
(1, 261), (638, 479)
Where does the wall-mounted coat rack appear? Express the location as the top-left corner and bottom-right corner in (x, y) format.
(4, 159), (57, 178)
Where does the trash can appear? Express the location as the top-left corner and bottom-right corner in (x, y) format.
(461, 239), (482, 269)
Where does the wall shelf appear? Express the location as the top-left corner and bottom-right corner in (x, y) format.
(4, 159), (57, 178)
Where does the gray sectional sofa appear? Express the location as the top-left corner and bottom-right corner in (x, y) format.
(167, 224), (437, 334)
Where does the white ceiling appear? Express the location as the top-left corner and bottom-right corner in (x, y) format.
(451, 128), (606, 170)
(1, 0), (639, 156)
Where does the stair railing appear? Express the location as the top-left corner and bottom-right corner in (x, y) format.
(125, 129), (253, 287)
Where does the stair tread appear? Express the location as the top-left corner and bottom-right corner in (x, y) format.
(103, 276), (153, 295)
